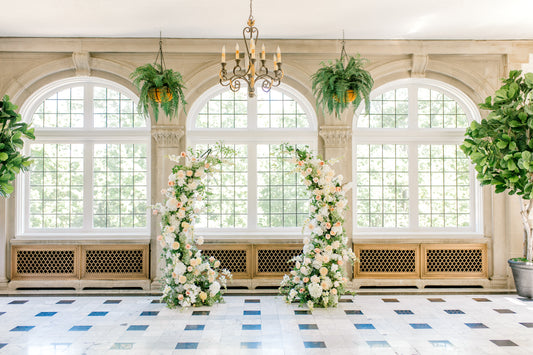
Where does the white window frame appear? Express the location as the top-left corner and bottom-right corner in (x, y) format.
(16, 77), (151, 239)
(187, 84), (317, 240)
(353, 78), (483, 239)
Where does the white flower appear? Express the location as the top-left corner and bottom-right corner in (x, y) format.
(173, 261), (186, 276)
(303, 237), (310, 245)
(310, 275), (320, 283)
(289, 289), (297, 299)
(331, 264), (339, 272)
(308, 283), (322, 298)
(300, 266), (309, 275)
(196, 236), (204, 245)
(166, 198), (180, 211)
(209, 281), (221, 296)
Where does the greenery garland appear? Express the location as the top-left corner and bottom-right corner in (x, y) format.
(0, 95), (35, 197)
(278, 144), (357, 309)
(153, 145), (233, 308)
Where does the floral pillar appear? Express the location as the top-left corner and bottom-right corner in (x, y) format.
(319, 126), (353, 243)
(151, 126), (185, 290)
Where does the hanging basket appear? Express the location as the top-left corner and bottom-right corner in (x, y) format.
(334, 89), (357, 103)
(148, 86), (173, 103)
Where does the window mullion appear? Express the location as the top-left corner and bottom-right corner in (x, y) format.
(248, 143), (258, 230)
(83, 142), (93, 231)
(408, 86), (419, 231)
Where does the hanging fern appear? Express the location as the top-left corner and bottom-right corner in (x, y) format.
(311, 55), (374, 117)
(130, 63), (187, 122)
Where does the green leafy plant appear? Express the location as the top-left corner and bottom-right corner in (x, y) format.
(311, 54), (374, 117)
(0, 95), (35, 197)
(130, 63), (187, 122)
(461, 70), (533, 261)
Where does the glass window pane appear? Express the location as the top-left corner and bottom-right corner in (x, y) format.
(417, 88), (468, 128)
(357, 88), (408, 128)
(93, 87), (146, 128)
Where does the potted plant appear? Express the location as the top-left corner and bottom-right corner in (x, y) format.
(311, 45), (374, 117)
(0, 95), (35, 197)
(461, 69), (533, 298)
(130, 39), (187, 122)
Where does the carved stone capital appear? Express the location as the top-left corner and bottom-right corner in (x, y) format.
(151, 126), (184, 148)
(72, 51), (90, 76)
(411, 54), (428, 78)
(319, 126), (352, 148)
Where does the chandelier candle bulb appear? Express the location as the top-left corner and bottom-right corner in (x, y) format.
(261, 44), (265, 60)
(273, 54), (278, 70)
(277, 46), (281, 62)
(221, 45), (226, 63)
(235, 43), (239, 60)
(250, 40), (255, 59)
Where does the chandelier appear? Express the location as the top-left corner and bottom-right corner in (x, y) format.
(219, 0), (283, 97)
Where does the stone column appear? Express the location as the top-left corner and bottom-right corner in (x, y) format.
(150, 126), (185, 290)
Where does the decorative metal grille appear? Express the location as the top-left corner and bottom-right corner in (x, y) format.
(16, 250), (74, 274)
(256, 249), (302, 273)
(426, 248), (483, 273)
(359, 249), (416, 273)
(84, 249), (144, 274)
(201, 249), (248, 273)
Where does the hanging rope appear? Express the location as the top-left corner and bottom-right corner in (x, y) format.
(153, 31), (166, 72)
(340, 29), (348, 62)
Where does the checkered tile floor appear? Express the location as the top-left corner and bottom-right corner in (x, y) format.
(0, 294), (532, 354)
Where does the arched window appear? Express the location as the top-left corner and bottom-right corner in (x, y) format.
(353, 79), (481, 234)
(187, 85), (317, 236)
(18, 78), (150, 236)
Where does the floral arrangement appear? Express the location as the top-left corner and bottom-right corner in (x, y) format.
(153, 145), (233, 308)
(278, 144), (357, 309)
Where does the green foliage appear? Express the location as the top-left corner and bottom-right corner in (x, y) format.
(130, 63), (187, 122)
(0, 95), (35, 197)
(461, 70), (533, 200)
(311, 55), (374, 117)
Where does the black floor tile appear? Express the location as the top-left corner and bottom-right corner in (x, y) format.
(304, 341), (326, 348)
(491, 340), (518, 347)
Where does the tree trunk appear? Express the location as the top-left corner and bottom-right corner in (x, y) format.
(519, 198), (533, 261)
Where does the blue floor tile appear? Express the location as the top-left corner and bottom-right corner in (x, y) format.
(243, 310), (260, 315)
(445, 309), (465, 314)
(242, 324), (261, 330)
(69, 325), (91, 331)
(299, 324), (318, 330)
(9, 300), (28, 304)
(355, 323), (375, 329)
(140, 311), (159, 316)
(88, 312), (108, 316)
(151, 300), (161, 304)
(410, 323), (432, 329)
(367, 341), (390, 348)
(10, 326), (34, 332)
(429, 340), (453, 348)
(127, 325), (148, 331)
(185, 324), (205, 330)
(104, 300), (121, 304)
(304, 341), (326, 348)
(192, 311), (210, 316)
(110, 343), (134, 350)
(0, 312), (5, 316)
(0, 344), (6, 349)
(395, 310), (414, 315)
(176, 342), (198, 349)
(56, 300), (75, 304)
(241, 342), (262, 349)
(244, 299), (260, 303)
(520, 322), (533, 328)
(345, 310), (363, 315)
(294, 310), (311, 315)
(518, 297), (533, 302)
(36, 312), (57, 317)
(465, 323), (488, 329)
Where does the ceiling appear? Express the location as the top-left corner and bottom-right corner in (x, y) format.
(3, 0), (533, 40)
